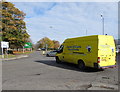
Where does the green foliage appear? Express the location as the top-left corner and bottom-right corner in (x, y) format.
(53, 40), (60, 49)
(38, 37), (54, 49)
(37, 37), (60, 50)
(1, 1), (30, 48)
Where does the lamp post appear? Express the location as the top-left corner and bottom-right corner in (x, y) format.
(86, 30), (87, 36)
(101, 14), (104, 35)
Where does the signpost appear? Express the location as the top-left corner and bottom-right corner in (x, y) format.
(24, 42), (32, 52)
(24, 42), (32, 48)
(1, 41), (9, 58)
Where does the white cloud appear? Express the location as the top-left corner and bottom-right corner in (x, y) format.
(12, 2), (118, 44)
(7, 0), (119, 2)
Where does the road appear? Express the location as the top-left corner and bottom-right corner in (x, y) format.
(2, 51), (119, 90)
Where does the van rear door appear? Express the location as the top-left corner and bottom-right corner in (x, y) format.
(99, 45), (114, 65)
(98, 36), (116, 67)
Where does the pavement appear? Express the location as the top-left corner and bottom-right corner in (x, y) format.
(2, 51), (119, 90)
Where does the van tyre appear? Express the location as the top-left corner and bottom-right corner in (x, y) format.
(56, 57), (61, 63)
(78, 60), (85, 70)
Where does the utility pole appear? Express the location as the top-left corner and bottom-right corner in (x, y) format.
(101, 14), (104, 35)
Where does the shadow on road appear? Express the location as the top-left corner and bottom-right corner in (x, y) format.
(34, 60), (103, 73)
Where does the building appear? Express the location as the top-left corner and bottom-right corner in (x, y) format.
(115, 39), (120, 53)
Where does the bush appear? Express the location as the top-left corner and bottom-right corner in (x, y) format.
(7, 50), (13, 54)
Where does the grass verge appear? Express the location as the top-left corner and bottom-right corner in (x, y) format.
(0, 51), (34, 59)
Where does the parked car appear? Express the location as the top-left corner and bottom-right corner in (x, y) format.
(46, 50), (57, 57)
(116, 48), (120, 53)
(41, 48), (46, 51)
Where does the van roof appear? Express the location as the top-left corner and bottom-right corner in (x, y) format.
(63, 35), (113, 43)
(67, 35), (112, 40)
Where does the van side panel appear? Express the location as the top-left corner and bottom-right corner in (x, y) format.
(61, 36), (98, 68)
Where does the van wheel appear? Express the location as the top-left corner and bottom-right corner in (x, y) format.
(78, 60), (85, 70)
(56, 57), (61, 63)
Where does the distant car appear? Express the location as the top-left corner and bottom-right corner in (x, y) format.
(37, 48), (41, 51)
(46, 51), (57, 57)
(41, 48), (46, 51)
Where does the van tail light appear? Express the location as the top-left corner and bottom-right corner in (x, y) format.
(97, 57), (100, 63)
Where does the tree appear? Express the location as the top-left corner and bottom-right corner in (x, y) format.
(38, 37), (54, 49)
(1, 1), (30, 49)
(53, 40), (60, 49)
(36, 37), (60, 50)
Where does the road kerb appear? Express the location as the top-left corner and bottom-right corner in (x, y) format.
(1, 55), (28, 61)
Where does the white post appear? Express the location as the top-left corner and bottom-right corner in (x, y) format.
(7, 48), (8, 58)
(23, 46), (24, 53)
(2, 48), (4, 59)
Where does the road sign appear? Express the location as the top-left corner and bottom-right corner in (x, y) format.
(0, 41), (9, 58)
(24, 42), (32, 48)
(1, 41), (9, 48)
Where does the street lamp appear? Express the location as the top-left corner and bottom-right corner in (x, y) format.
(101, 14), (104, 35)
(86, 29), (87, 36)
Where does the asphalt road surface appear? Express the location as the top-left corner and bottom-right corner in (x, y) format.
(2, 51), (119, 90)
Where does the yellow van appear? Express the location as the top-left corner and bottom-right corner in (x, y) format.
(56, 35), (116, 70)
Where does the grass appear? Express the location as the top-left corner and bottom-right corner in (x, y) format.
(0, 51), (34, 59)
(0, 54), (16, 59)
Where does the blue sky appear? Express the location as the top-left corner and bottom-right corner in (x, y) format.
(12, 2), (118, 44)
